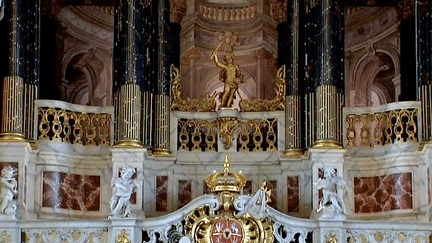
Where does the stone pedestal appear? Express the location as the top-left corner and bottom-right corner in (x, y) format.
(316, 220), (346, 243)
(110, 219), (141, 243)
(110, 148), (147, 218)
(0, 142), (33, 220)
(0, 222), (20, 242)
(309, 149), (346, 219)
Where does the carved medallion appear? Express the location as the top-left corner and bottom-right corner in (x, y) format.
(211, 218), (243, 243)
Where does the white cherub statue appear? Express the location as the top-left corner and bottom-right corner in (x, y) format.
(0, 166), (18, 217)
(314, 165), (347, 220)
(109, 167), (140, 218)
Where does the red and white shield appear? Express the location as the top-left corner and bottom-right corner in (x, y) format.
(211, 219), (243, 243)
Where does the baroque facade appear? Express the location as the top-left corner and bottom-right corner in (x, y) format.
(0, 0), (432, 242)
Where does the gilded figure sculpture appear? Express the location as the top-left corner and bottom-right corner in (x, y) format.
(0, 166), (17, 218)
(211, 42), (244, 108)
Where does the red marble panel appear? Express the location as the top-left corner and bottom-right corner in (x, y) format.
(203, 180), (212, 194)
(243, 180), (252, 195)
(267, 181), (277, 208)
(287, 176), (299, 213)
(156, 176), (168, 211)
(42, 171), (100, 211)
(178, 180), (192, 209)
(354, 172), (412, 213)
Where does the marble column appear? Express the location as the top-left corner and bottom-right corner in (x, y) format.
(282, 0), (304, 157)
(0, 0), (26, 142)
(417, 0), (432, 143)
(113, 0), (144, 148)
(153, 0), (172, 157)
(304, 0), (344, 149)
(24, 0), (40, 148)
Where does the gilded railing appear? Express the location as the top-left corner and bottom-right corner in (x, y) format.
(175, 112), (281, 152)
(178, 119), (219, 152)
(35, 100), (114, 146)
(344, 102), (420, 148)
(237, 119), (277, 152)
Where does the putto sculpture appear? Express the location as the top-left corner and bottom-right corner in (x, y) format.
(315, 165), (347, 220)
(109, 167), (140, 219)
(0, 166), (18, 218)
(211, 42), (245, 108)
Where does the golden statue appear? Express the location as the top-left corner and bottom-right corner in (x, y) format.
(211, 42), (244, 108)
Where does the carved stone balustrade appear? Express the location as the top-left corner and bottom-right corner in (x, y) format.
(35, 100), (114, 147)
(343, 101), (420, 149)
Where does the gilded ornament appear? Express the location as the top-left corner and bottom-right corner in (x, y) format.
(170, 64), (217, 112)
(240, 65), (286, 112)
(346, 108), (418, 148)
(38, 107), (111, 146)
(185, 156), (274, 243)
(1, 231), (11, 243)
(326, 231), (337, 243)
(117, 229), (130, 243)
(218, 118), (238, 150)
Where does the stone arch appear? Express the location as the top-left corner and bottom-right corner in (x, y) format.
(349, 43), (399, 107)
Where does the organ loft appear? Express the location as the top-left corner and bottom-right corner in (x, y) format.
(0, 0), (432, 242)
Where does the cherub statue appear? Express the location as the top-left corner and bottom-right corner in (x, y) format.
(0, 166), (18, 216)
(211, 42), (244, 108)
(314, 165), (347, 219)
(109, 167), (140, 218)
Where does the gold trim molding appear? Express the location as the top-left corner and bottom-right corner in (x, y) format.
(240, 65), (286, 112)
(170, 64), (217, 112)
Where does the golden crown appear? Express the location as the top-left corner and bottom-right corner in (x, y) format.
(206, 155), (247, 193)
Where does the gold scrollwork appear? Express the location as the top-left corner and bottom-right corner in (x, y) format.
(38, 107), (111, 146)
(116, 229), (130, 243)
(218, 117), (239, 149)
(170, 64), (217, 112)
(2, 230), (11, 243)
(240, 65), (286, 112)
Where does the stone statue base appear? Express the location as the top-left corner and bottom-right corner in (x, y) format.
(318, 206), (347, 220)
(0, 213), (16, 221)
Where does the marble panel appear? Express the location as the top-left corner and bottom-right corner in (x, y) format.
(156, 176), (168, 211)
(243, 180), (252, 196)
(42, 171), (100, 211)
(203, 181), (212, 195)
(178, 180), (192, 209)
(354, 172), (412, 213)
(287, 176), (299, 213)
(24, 165), (27, 204)
(428, 168), (431, 206)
